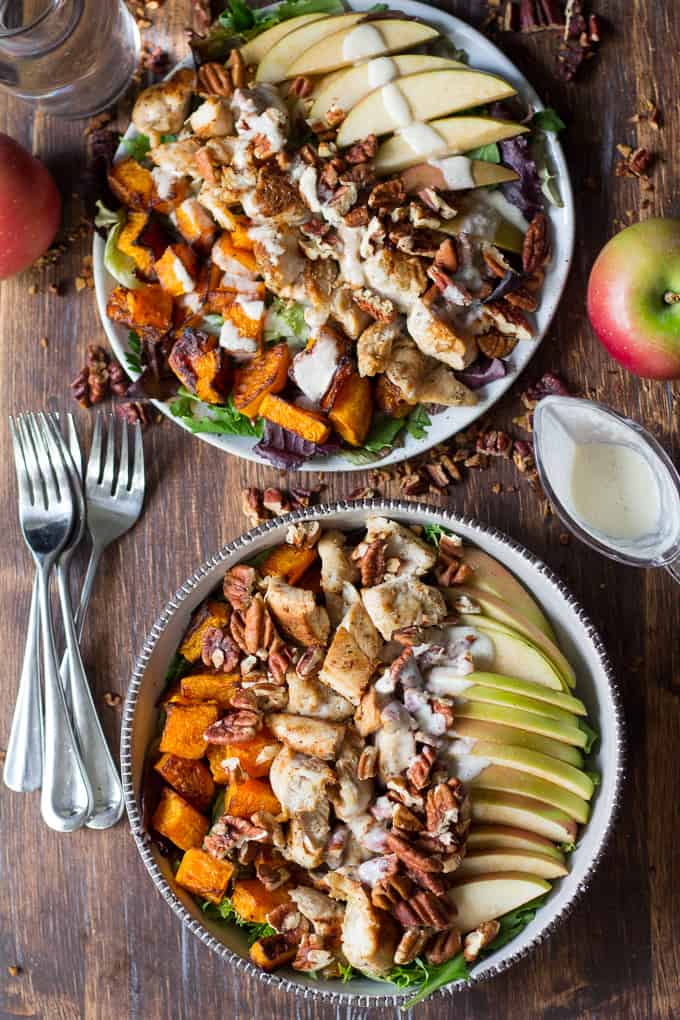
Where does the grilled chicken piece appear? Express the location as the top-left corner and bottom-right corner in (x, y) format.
(289, 887), (345, 938)
(365, 516), (437, 578)
(287, 805), (330, 869)
(331, 286), (371, 340)
(254, 228), (308, 303)
(375, 701), (416, 782)
(267, 713), (346, 761)
(269, 746), (334, 817)
(331, 731), (373, 821)
(319, 599), (381, 704)
(150, 138), (201, 178)
(248, 165), (307, 224)
(189, 97), (233, 139)
(354, 686), (383, 737)
(363, 248), (427, 313)
(132, 68), (195, 139)
(287, 672), (354, 721)
(266, 577), (330, 646)
(362, 576), (447, 640)
(356, 319), (403, 378)
(341, 881), (399, 978)
(406, 298), (478, 371)
(387, 334), (476, 407)
(317, 530), (359, 627)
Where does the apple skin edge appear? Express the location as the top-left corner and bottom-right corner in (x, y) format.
(586, 218), (680, 380)
(0, 133), (62, 280)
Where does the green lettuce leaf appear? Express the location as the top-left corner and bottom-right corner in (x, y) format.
(264, 297), (310, 344)
(125, 330), (142, 375)
(169, 389), (263, 437)
(405, 404), (431, 440)
(531, 108), (566, 133)
(122, 133), (151, 161)
(201, 313), (225, 335)
(466, 142), (501, 163)
(201, 897), (276, 945)
(422, 522), (455, 548)
(96, 201), (139, 289)
(578, 720), (599, 753)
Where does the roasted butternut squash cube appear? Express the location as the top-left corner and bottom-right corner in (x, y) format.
(230, 218), (255, 251)
(175, 848), (234, 904)
(207, 730), (280, 782)
(180, 673), (239, 709)
(152, 174), (190, 215)
(328, 372), (372, 447)
(118, 211), (155, 277)
(159, 700), (219, 759)
(212, 233), (258, 275)
(155, 243), (198, 297)
(168, 329), (231, 404)
(225, 778), (281, 819)
(259, 394), (331, 445)
(154, 753), (215, 811)
(260, 544), (318, 586)
(108, 157), (155, 209)
(232, 343), (292, 418)
(151, 787), (209, 851)
(249, 934), (296, 971)
(126, 284), (173, 330)
(231, 879), (291, 924)
(179, 599), (231, 663)
(175, 196), (217, 253)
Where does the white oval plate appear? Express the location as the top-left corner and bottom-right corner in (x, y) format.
(121, 500), (622, 1007)
(94, 0), (574, 470)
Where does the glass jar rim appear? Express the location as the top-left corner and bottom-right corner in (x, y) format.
(0, 0), (57, 39)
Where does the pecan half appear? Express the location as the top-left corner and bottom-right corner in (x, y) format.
(405, 865), (449, 896)
(352, 537), (386, 587)
(268, 636), (291, 685)
(463, 920), (500, 962)
(344, 205), (370, 227)
(266, 901), (304, 934)
(227, 48), (245, 89)
(393, 803), (424, 833)
(197, 62), (233, 97)
(201, 627), (240, 672)
(223, 564), (257, 613)
(477, 329), (518, 359)
(522, 211), (550, 274)
(293, 934), (335, 972)
(395, 890), (450, 931)
(407, 746), (437, 790)
(256, 853), (291, 891)
(357, 745), (378, 780)
(394, 928), (430, 966)
(371, 873), (412, 910)
(426, 783), (460, 835)
(345, 134), (377, 164)
(244, 594), (277, 657)
(203, 814), (269, 857)
(368, 178), (405, 210)
(204, 709), (262, 745)
(385, 832), (443, 873)
(296, 645), (325, 678)
(386, 777), (424, 811)
(427, 927), (462, 964)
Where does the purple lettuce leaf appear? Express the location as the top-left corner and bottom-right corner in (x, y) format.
(497, 134), (544, 221)
(253, 421), (340, 470)
(457, 356), (508, 390)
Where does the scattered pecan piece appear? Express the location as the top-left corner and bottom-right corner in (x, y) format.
(344, 205), (370, 227)
(476, 429), (512, 458)
(477, 329), (518, 360)
(522, 371), (572, 408)
(463, 920), (501, 962)
(197, 62), (233, 97)
(201, 626), (240, 672)
(223, 564), (257, 613)
(427, 927), (462, 964)
(293, 934), (335, 972)
(241, 487), (269, 527)
(371, 873), (412, 910)
(352, 537), (387, 587)
(345, 134), (378, 164)
(385, 831), (443, 873)
(522, 211), (550, 274)
(407, 746), (437, 790)
(394, 928), (430, 966)
(203, 814), (269, 857)
(204, 707), (262, 745)
(244, 594), (277, 657)
(226, 48), (245, 89)
(393, 803), (424, 833)
(368, 178), (405, 210)
(256, 854), (291, 892)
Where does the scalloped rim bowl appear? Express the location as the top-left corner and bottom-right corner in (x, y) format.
(93, 0), (575, 471)
(121, 500), (623, 1005)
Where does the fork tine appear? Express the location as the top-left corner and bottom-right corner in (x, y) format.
(37, 413), (70, 503)
(86, 412), (103, 488)
(130, 422), (144, 497)
(65, 413), (83, 481)
(100, 414), (117, 493)
(21, 416), (50, 509)
(9, 416), (34, 508)
(113, 418), (129, 496)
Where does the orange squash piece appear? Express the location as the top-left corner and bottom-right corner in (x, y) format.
(249, 935), (296, 971)
(179, 599), (231, 663)
(296, 559), (322, 593)
(226, 778), (281, 819)
(207, 730), (280, 782)
(108, 157), (155, 209)
(231, 879), (291, 924)
(230, 218), (255, 251)
(259, 394), (331, 445)
(155, 243), (198, 297)
(159, 700), (219, 760)
(180, 673), (239, 709)
(152, 175), (191, 216)
(126, 285), (173, 330)
(118, 211), (155, 277)
(175, 197), (217, 252)
(168, 330), (231, 404)
(175, 847), (234, 904)
(151, 787), (209, 851)
(232, 343), (292, 418)
(260, 544), (318, 586)
(154, 752), (215, 811)
(328, 371), (372, 447)
(213, 233), (258, 274)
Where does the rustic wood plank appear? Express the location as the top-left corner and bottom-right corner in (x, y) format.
(0, 1), (678, 1018)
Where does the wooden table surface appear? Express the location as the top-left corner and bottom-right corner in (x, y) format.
(1, 1), (678, 1018)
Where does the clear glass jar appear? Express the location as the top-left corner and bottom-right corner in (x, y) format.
(0, 0), (140, 118)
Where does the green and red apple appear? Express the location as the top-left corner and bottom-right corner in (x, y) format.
(0, 133), (61, 280)
(587, 217), (680, 380)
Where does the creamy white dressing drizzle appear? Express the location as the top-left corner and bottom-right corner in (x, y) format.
(426, 669), (474, 696)
(399, 122), (445, 156)
(367, 56), (398, 87)
(428, 155), (475, 190)
(342, 23), (385, 60)
(235, 296), (264, 320)
(292, 332), (341, 403)
(381, 82), (412, 128)
(337, 223), (365, 287)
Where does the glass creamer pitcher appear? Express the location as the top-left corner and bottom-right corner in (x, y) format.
(0, 0), (140, 118)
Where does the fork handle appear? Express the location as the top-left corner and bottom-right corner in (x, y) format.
(56, 563), (124, 829)
(73, 542), (103, 640)
(3, 575), (43, 792)
(38, 564), (93, 832)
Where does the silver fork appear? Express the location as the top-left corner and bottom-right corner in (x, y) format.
(55, 414), (125, 829)
(9, 413), (93, 831)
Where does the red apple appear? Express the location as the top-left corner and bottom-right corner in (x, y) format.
(587, 218), (680, 380)
(0, 133), (62, 280)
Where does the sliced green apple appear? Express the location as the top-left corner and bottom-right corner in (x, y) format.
(374, 116), (528, 174)
(336, 69), (515, 146)
(400, 158), (519, 193)
(256, 12), (366, 82)
(462, 547), (557, 641)
(466, 741), (594, 800)
(448, 872), (551, 933)
(455, 591), (575, 687)
(471, 789), (578, 843)
(309, 53), (465, 122)
(464, 619), (565, 691)
(438, 208), (524, 253)
(458, 672), (586, 716)
(452, 717), (584, 767)
(457, 849), (568, 880)
(467, 824), (566, 861)
(470, 765), (590, 823)
(286, 19), (439, 79)
(455, 701), (587, 748)
(460, 685), (578, 724)
(240, 13), (327, 67)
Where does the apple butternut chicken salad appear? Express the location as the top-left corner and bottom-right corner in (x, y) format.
(100, 1), (560, 465)
(148, 517), (597, 997)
